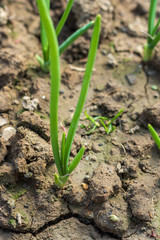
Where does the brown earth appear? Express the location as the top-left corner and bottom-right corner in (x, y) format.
(0, 0), (160, 239)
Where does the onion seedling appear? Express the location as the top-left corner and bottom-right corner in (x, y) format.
(148, 124), (160, 149)
(36, 0), (101, 188)
(36, 0), (94, 72)
(143, 0), (160, 62)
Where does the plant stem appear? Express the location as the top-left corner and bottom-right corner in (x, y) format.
(36, 0), (62, 176)
(143, 44), (153, 62)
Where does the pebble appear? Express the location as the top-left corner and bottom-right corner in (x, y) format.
(59, 90), (64, 95)
(81, 183), (88, 190)
(2, 127), (16, 141)
(98, 142), (103, 146)
(85, 155), (90, 161)
(24, 205), (29, 208)
(13, 100), (20, 105)
(0, 7), (8, 25)
(128, 125), (140, 134)
(92, 143), (101, 153)
(125, 73), (136, 85)
(90, 155), (97, 162)
(22, 96), (39, 111)
(107, 53), (118, 68)
(101, 49), (107, 55)
(16, 212), (22, 225)
(0, 116), (8, 127)
(90, 105), (97, 112)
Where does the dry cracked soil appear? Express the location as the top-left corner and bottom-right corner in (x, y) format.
(0, 0), (160, 239)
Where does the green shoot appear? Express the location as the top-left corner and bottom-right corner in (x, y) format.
(81, 109), (123, 135)
(36, 0), (94, 72)
(36, 0), (101, 188)
(148, 124), (160, 150)
(55, 0), (74, 37)
(143, 0), (160, 62)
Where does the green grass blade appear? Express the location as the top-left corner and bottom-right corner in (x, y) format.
(56, 0), (74, 37)
(61, 132), (66, 174)
(152, 18), (160, 36)
(85, 110), (100, 127)
(68, 146), (85, 174)
(108, 109), (123, 124)
(36, 0), (62, 176)
(148, 0), (157, 43)
(148, 124), (160, 150)
(40, 0), (50, 62)
(86, 125), (97, 134)
(100, 119), (108, 133)
(59, 21), (94, 55)
(64, 15), (101, 173)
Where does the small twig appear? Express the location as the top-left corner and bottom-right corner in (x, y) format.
(69, 65), (96, 72)
(140, 31), (154, 40)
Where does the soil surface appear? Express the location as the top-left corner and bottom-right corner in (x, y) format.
(0, 0), (160, 239)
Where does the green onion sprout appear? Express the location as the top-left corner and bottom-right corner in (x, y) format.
(36, 0), (101, 188)
(143, 0), (160, 62)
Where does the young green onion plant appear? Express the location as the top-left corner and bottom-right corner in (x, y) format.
(143, 0), (160, 62)
(81, 109), (123, 134)
(36, 0), (101, 188)
(148, 124), (160, 149)
(36, 0), (94, 72)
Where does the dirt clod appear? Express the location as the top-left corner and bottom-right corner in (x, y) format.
(88, 164), (122, 203)
(94, 193), (131, 237)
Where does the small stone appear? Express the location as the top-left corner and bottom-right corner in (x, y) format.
(41, 95), (46, 100)
(101, 49), (107, 55)
(69, 108), (74, 112)
(22, 96), (39, 111)
(59, 90), (64, 95)
(92, 143), (101, 153)
(98, 142), (103, 146)
(0, 7), (8, 25)
(130, 113), (138, 121)
(16, 212), (22, 225)
(90, 155), (97, 162)
(110, 214), (118, 222)
(107, 53), (118, 68)
(135, 45), (143, 56)
(125, 73), (136, 85)
(2, 127), (16, 141)
(81, 183), (88, 190)
(90, 105), (97, 112)
(0, 116), (8, 127)
(85, 155), (90, 161)
(24, 205), (29, 208)
(13, 100), (20, 105)
(128, 125), (140, 134)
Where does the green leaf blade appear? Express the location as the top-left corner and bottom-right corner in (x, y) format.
(64, 15), (101, 173)
(59, 21), (94, 55)
(68, 146), (85, 174)
(56, 0), (74, 37)
(36, 0), (62, 176)
(148, 124), (160, 150)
